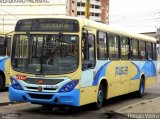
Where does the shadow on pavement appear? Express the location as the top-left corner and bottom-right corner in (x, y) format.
(15, 107), (129, 119)
(1, 87), (8, 92)
(14, 93), (141, 119)
(0, 91), (151, 119)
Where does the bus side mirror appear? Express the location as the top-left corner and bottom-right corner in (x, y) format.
(130, 51), (133, 59)
(82, 32), (89, 60)
(4, 36), (8, 56)
(4, 35), (12, 56)
(4, 36), (8, 48)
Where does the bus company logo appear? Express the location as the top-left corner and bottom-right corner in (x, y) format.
(35, 65), (41, 72)
(115, 66), (128, 75)
(37, 80), (43, 84)
(38, 86), (43, 92)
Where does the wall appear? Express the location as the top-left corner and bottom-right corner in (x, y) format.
(0, 0), (68, 31)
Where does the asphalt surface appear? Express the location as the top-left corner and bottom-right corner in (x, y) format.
(0, 76), (160, 119)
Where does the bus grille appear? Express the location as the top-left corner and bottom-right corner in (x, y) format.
(26, 87), (57, 91)
(24, 78), (64, 85)
(28, 93), (53, 100)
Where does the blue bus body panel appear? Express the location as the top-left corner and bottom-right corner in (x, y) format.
(9, 86), (80, 106)
(0, 57), (8, 72)
(131, 61), (157, 80)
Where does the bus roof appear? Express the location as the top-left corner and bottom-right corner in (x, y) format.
(0, 29), (11, 35)
(15, 16), (157, 43)
(82, 18), (157, 43)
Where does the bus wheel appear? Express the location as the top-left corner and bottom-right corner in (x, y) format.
(136, 77), (145, 98)
(93, 84), (104, 110)
(0, 75), (4, 91)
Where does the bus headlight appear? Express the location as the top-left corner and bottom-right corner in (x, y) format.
(59, 80), (79, 93)
(10, 77), (23, 90)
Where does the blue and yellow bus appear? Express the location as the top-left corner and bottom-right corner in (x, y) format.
(0, 30), (12, 91)
(9, 17), (157, 109)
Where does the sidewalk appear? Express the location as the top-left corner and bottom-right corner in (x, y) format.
(116, 97), (160, 114)
(116, 76), (160, 114)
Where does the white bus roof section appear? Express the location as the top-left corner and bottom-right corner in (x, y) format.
(82, 18), (157, 43)
(0, 29), (11, 35)
(15, 16), (157, 43)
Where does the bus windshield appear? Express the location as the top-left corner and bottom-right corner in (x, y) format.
(11, 33), (79, 74)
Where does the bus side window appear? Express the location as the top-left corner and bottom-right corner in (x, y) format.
(152, 43), (157, 60)
(131, 39), (139, 60)
(0, 36), (6, 56)
(97, 31), (108, 60)
(120, 36), (129, 60)
(139, 41), (146, 60)
(108, 33), (119, 59)
(146, 42), (152, 60)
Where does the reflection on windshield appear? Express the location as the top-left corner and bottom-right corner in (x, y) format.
(12, 34), (79, 74)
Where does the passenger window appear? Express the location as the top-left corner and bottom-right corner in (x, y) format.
(146, 42), (152, 59)
(139, 41), (146, 60)
(120, 37), (129, 60)
(152, 43), (157, 60)
(108, 34), (119, 59)
(131, 39), (139, 60)
(97, 31), (107, 59)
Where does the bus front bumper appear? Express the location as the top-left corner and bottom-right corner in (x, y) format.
(9, 86), (80, 106)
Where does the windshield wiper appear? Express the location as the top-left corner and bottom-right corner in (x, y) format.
(46, 32), (63, 57)
(47, 32), (63, 48)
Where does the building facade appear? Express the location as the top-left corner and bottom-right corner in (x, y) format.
(0, 0), (109, 31)
(69, 0), (109, 23)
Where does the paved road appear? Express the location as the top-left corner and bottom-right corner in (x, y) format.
(0, 88), (9, 104)
(0, 77), (160, 119)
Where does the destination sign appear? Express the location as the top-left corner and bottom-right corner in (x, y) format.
(40, 23), (71, 31)
(15, 19), (79, 32)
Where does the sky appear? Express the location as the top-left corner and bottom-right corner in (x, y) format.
(109, 0), (160, 33)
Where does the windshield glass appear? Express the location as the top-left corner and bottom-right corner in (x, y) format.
(11, 34), (79, 74)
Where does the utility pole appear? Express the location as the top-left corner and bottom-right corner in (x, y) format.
(85, 0), (90, 19)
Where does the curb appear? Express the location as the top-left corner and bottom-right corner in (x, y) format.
(116, 96), (160, 113)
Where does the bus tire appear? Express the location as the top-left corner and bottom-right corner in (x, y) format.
(0, 74), (4, 91)
(136, 77), (145, 98)
(93, 83), (104, 110)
